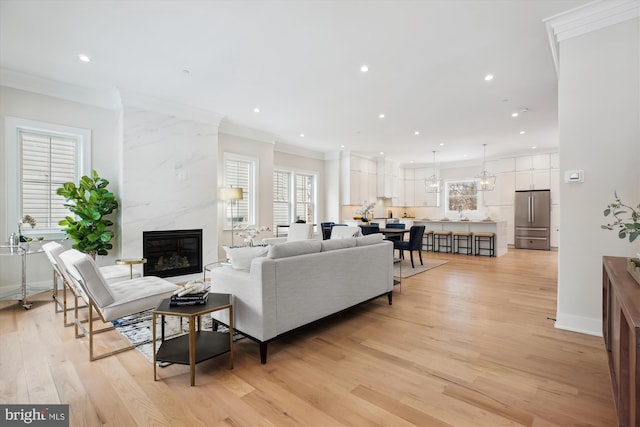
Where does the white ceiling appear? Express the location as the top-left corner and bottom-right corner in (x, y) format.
(0, 0), (591, 166)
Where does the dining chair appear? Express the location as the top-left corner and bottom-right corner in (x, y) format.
(385, 222), (406, 243)
(320, 222), (335, 239)
(359, 224), (380, 235)
(393, 225), (426, 268)
(60, 249), (179, 361)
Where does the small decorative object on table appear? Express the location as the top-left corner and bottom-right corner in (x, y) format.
(170, 280), (209, 306)
(627, 258), (640, 286)
(356, 200), (376, 223)
(234, 224), (270, 247)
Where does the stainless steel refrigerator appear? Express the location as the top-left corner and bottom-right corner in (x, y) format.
(514, 190), (551, 250)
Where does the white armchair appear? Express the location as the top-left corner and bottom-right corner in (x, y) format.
(59, 249), (178, 361)
(262, 223), (314, 245)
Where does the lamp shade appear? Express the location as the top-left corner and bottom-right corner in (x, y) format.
(220, 187), (243, 201)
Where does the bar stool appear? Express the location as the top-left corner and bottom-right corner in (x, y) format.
(452, 231), (473, 255)
(422, 230), (434, 252)
(474, 232), (495, 257)
(433, 230), (452, 253)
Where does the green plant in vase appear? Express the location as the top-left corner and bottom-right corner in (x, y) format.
(57, 170), (119, 257)
(602, 191), (640, 243)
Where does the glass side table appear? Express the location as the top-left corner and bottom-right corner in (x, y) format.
(0, 244), (45, 309)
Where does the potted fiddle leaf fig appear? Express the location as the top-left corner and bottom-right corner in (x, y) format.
(57, 170), (119, 257)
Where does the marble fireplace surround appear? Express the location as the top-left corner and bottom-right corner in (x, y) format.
(120, 97), (221, 283)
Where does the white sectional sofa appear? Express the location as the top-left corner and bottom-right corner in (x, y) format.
(210, 234), (394, 363)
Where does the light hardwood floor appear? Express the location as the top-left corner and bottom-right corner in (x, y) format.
(0, 249), (616, 426)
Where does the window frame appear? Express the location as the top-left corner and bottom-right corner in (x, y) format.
(222, 153), (257, 230)
(272, 168), (317, 229)
(444, 178), (480, 216)
(5, 117), (91, 241)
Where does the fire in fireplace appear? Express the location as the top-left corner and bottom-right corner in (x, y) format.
(142, 229), (203, 278)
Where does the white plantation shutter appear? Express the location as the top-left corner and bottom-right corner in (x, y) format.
(272, 170), (316, 230)
(273, 170), (291, 229)
(295, 173), (314, 223)
(224, 155), (255, 227)
(20, 130), (78, 230)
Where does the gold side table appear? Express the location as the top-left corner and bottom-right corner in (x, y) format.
(115, 258), (147, 279)
(152, 293), (234, 386)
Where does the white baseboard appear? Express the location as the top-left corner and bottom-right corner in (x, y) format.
(554, 311), (602, 337)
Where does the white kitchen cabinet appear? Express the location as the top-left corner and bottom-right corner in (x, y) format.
(377, 159), (399, 199)
(550, 168), (560, 205)
(401, 168), (415, 206)
(550, 152), (560, 169)
(516, 169), (550, 190)
(550, 204), (560, 248)
(516, 154), (550, 171)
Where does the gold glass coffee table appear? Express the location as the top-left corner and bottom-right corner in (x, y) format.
(152, 293), (233, 386)
(115, 258), (147, 279)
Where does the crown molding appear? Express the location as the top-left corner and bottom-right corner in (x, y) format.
(118, 88), (223, 126)
(218, 119), (277, 144)
(0, 68), (120, 109)
(274, 142), (324, 160)
(544, 0), (640, 76)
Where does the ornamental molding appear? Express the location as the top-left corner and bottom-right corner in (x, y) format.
(544, 0), (640, 75)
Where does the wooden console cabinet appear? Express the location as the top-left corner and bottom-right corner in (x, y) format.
(602, 256), (640, 427)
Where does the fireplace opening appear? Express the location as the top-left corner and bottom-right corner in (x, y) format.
(143, 229), (203, 278)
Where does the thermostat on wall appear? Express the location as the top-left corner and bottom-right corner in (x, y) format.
(564, 170), (584, 183)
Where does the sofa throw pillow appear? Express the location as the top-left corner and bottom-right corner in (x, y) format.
(356, 233), (385, 246)
(321, 237), (357, 252)
(224, 246), (269, 270)
(268, 240), (322, 259)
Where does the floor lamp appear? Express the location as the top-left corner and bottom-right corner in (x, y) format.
(220, 187), (243, 247)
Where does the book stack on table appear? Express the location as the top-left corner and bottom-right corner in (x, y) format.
(170, 291), (209, 306)
(170, 280), (209, 306)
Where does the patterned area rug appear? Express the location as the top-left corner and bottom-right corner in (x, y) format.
(393, 258), (448, 278)
(113, 311), (241, 363)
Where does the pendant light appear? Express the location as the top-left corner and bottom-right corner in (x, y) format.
(425, 150), (442, 193)
(476, 143), (496, 191)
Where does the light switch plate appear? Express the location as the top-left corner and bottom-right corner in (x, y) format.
(564, 170), (584, 183)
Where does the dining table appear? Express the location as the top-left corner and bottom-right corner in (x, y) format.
(378, 228), (410, 240)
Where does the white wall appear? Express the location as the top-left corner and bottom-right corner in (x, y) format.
(556, 18), (640, 335)
(0, 86), (120, 291)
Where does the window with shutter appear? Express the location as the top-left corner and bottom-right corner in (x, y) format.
(20, 131), (78, 231)
(273, 170), (291, 230)
(5, 117), (91, 240)
(223, 153), (256, 228)
(272, 169), (316, 230)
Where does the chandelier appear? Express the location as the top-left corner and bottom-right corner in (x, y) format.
(475, 143), (496, 191)
(425, 150), (442, 193)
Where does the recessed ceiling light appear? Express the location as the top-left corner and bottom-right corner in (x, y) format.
(299, 133), (305, 138)
(253, 107), (260, 113)
(360, 65), (369, 73)
(378, 113), (385, 119)
(511, 112), (519, 118)
(439, 142), (445, 146)
(410, 160), (414, 163)
(414, 131), (420, 136)
(78, 54), (91, 63)
(380, 151), (384, 155)
(484, 74), (494, 81)
(519, 131), (526, 135)
(340, 145), (345, 149)
(531, 146), (537, 149)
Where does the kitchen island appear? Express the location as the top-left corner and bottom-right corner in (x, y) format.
(413, 219), (508, 257)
